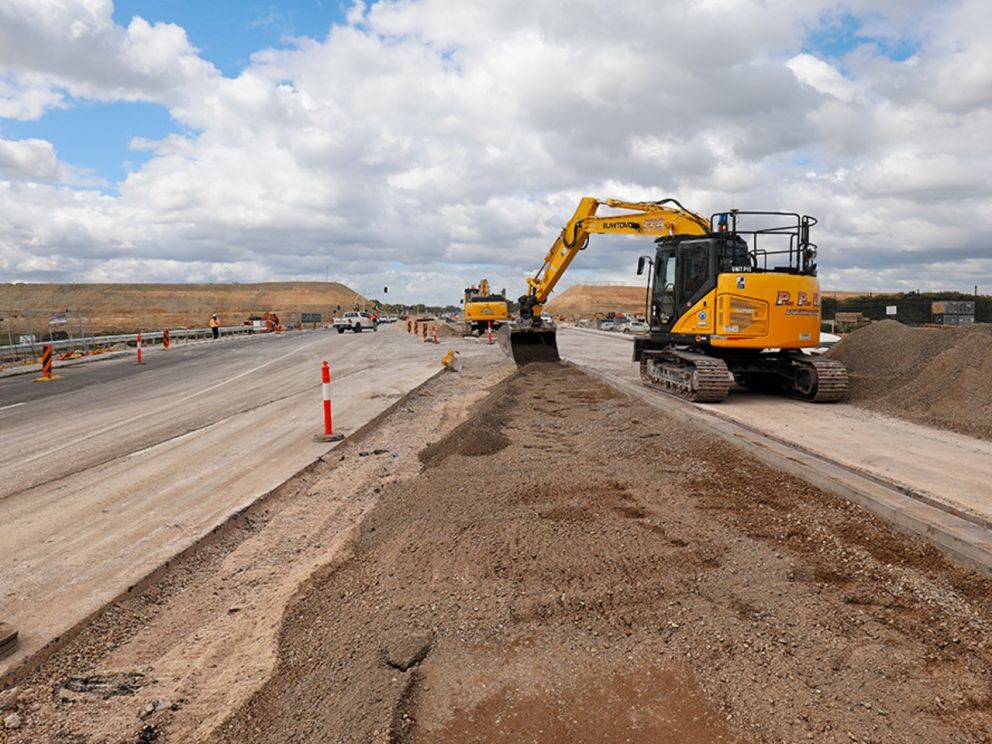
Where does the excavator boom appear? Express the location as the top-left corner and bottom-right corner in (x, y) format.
(508, 198), (709, 364)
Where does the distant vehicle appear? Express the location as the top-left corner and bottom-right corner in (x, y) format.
(622, 320), (649, 334)
(332, 311), (378, 333)
(598, 319), (616, 332)
(540, 313), (554, 326)
(378, 315), (398, 324)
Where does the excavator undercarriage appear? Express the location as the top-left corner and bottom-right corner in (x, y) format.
(638, 349), (848, 403)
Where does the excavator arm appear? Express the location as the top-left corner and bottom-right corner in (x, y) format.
(518, 198), (710, 321)
(507, 197), (711, 364)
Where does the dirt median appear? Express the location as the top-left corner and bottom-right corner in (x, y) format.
(212, 364), (992, 744)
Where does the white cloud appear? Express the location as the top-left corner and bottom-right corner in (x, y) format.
(0, 0), (218, 111)
(0, 0), (991, 297)
(0, 137), (59, 180)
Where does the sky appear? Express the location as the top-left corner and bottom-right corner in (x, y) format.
(1, 0), (991, 305)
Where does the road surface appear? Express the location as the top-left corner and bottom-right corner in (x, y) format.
(558, 326), (992, 526)
(0, 327), (452, 674)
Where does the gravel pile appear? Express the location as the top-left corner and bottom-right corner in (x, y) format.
(828, 320), (992, 439)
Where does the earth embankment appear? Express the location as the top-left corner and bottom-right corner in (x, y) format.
(543, 284), (647, 318)
(0, 281), (365, 334)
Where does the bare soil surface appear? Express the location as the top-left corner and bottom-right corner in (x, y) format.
(828, 320), (992, 441)
(211, 365), (992, 744)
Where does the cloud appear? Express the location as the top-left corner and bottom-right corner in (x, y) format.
(0, 0), (219, 111)
(1, 0), (991, 298)
(0, 137), (59, 180)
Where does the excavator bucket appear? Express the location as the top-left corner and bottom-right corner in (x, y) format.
(502, 325), (561, 365)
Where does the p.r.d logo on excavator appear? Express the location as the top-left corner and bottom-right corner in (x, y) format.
(775, 291), (820, 306)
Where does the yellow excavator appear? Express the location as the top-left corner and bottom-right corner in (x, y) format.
(462, 279), (509, 336)
(507, 197), (848, 402)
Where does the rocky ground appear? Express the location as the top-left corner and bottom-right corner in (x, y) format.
(4, 361), (992, 743)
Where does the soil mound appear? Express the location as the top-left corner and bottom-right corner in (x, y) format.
(544, 284), (647, 319)
(827, 320), (992, 439)
(418, 378), (515, 467)
(434, 323), (461, 338)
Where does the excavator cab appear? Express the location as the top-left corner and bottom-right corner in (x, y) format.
(641, 231), (754, 332)
(637, 211), (818, 336)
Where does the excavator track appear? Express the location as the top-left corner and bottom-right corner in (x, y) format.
(793, 357), (849, 402)
(640, 351), (731, 403)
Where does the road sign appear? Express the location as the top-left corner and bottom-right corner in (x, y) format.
(301, 312), (322, 323)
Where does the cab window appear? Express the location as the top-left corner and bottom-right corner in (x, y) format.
(679, 242), (709, 305)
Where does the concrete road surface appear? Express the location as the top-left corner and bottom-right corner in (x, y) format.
(558, 326), (992, 526)
(0, 327), (454, 674)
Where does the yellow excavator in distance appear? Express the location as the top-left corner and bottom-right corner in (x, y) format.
(507, 197), (848, 403)
(462, 279), (509, 336)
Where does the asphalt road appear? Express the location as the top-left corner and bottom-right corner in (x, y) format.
(558, 326), (992, 526)
(0, 326), (458, 674)
(0, 332), (258, 407)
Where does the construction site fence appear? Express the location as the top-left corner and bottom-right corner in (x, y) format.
(0, 325), (253, 363)
(822, 292), (992, 327)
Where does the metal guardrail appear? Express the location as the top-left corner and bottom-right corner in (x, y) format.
(0, 325), (254, 362)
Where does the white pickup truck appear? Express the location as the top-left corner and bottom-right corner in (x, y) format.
(332, 311), (378, 333)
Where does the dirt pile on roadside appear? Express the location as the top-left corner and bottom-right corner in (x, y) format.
(543, 284), (647, 319)
(828, 320), (992, 439)
(214, 364), (992, 744)
(434, 322), (462, 338)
